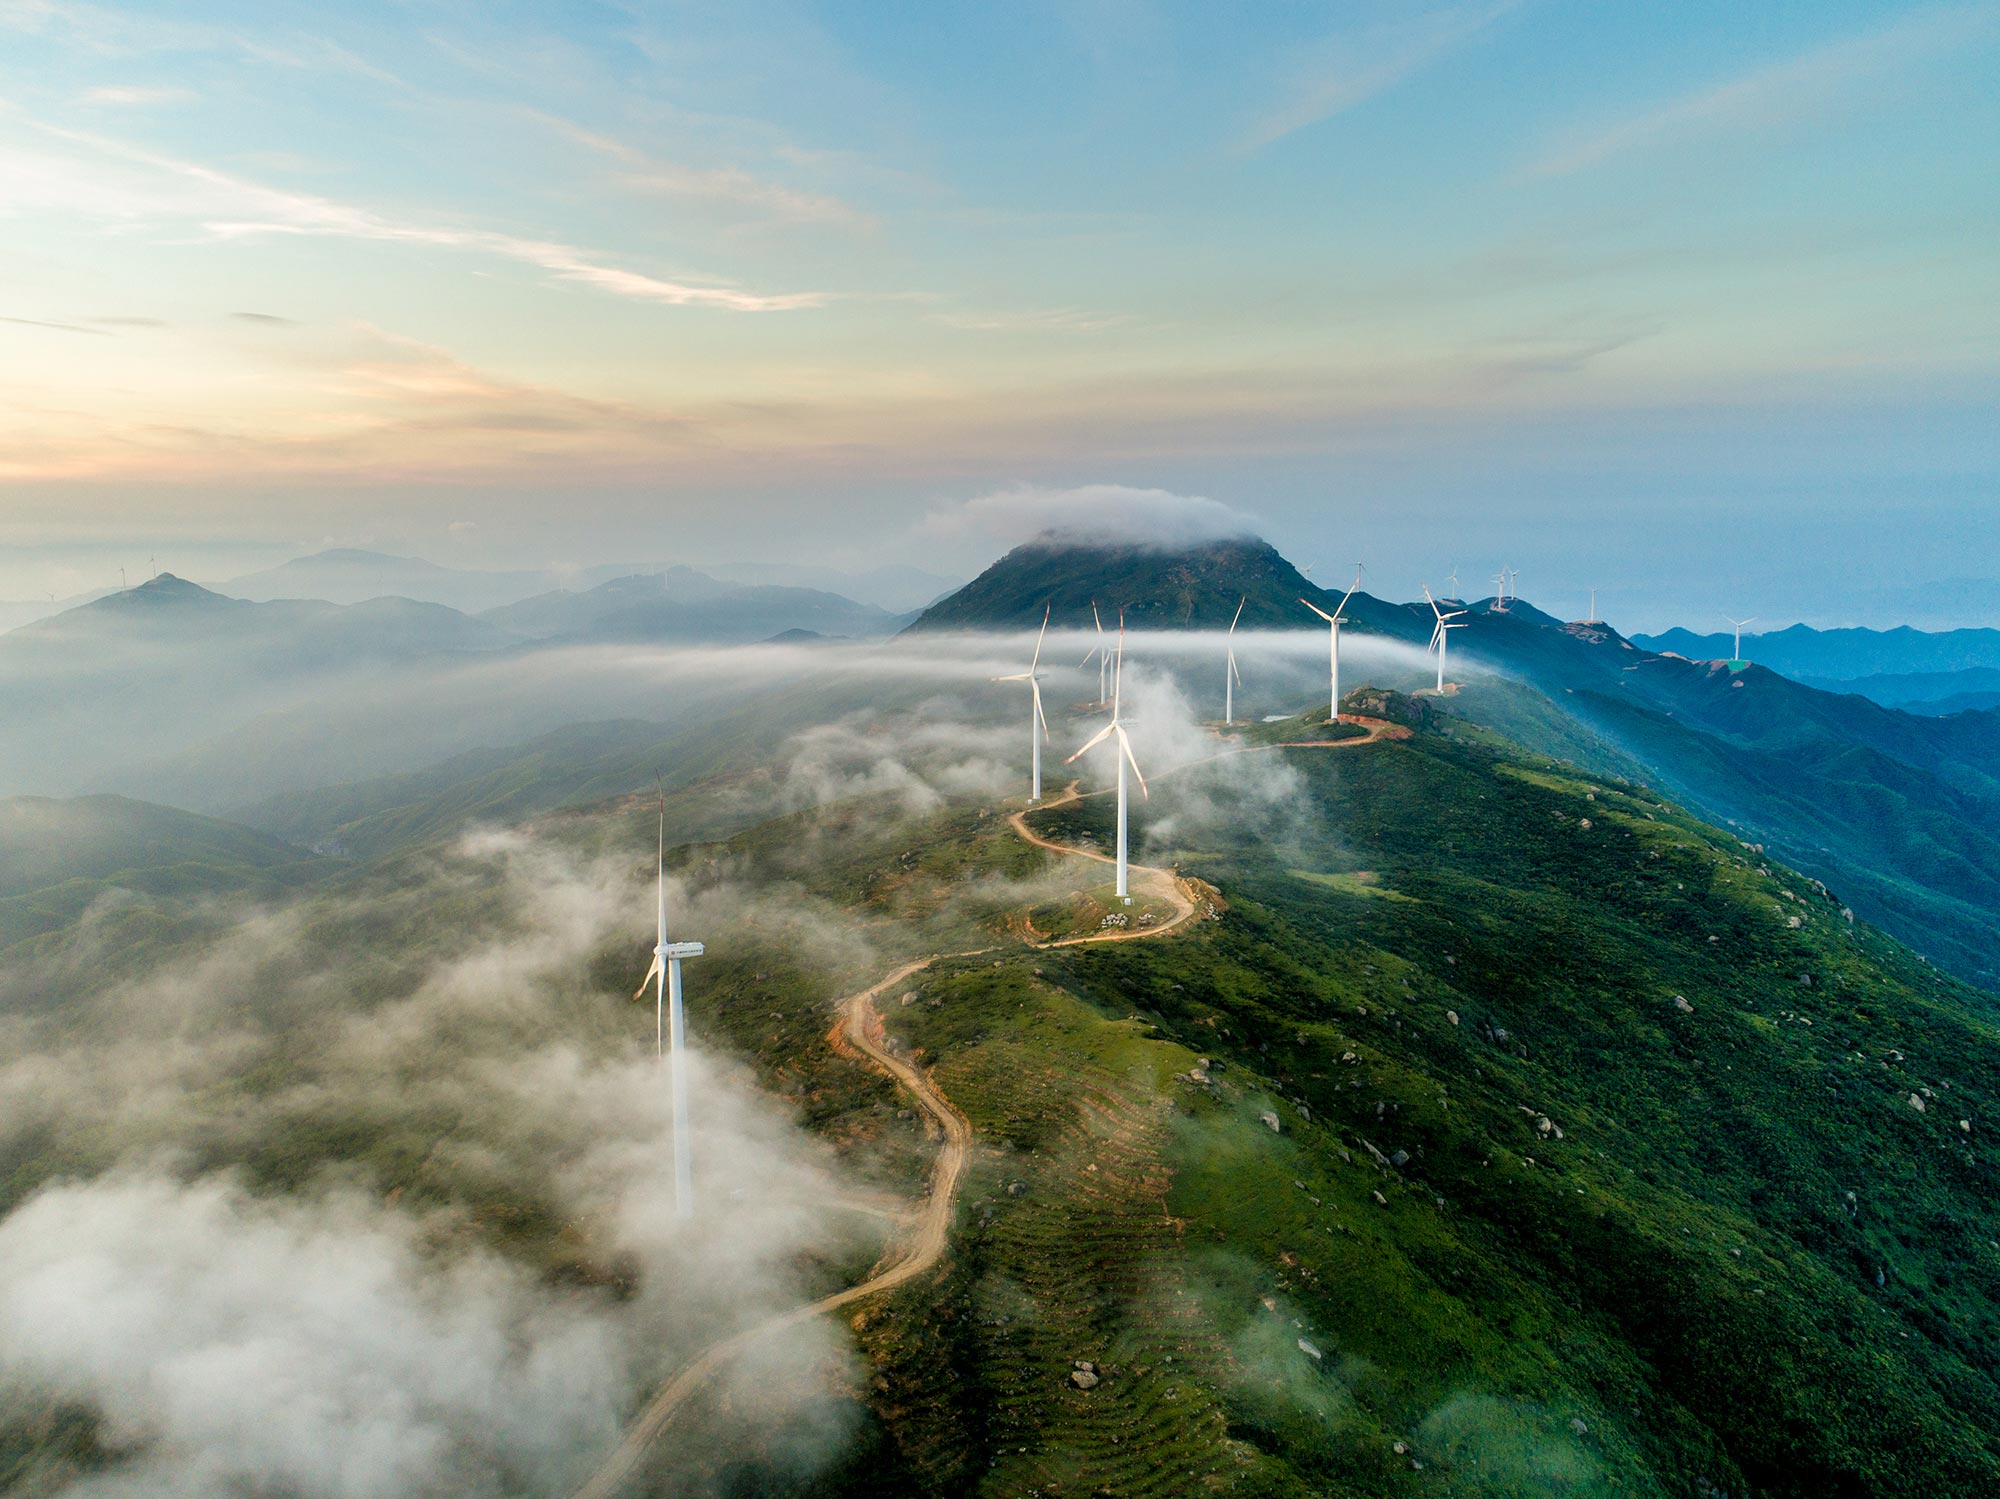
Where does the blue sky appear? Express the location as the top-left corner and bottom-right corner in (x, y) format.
(0, 0), (1994, 625)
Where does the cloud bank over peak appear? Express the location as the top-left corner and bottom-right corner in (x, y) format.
(920, 484), (1263, 557)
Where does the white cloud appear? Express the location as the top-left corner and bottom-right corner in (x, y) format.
(24, 120), (828, 313)
(919, 483), (1262, 554)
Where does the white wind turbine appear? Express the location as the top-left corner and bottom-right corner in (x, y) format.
(1223, 595), (1246, 725)
(1725, 614), (1757, 664)
(634, 796), (705, 1219)
(994, 603), (1052, 800)
(1067, 613), (1148, 903)
(1078, 600), (1110, 706)
(1298, 564), (1362, 722)
(1426, 586), (1468, 692)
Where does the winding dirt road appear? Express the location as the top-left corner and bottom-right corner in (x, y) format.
(568, 715), (1400, 1497)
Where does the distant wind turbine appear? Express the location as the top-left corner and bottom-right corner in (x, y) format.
(1447, 564), (1460, 599)
(1078, 600), (1110, 706)
(1725, 614), (1757, 664)
(1067, 612), (1148, 903)
(1298, 564), (1362, 722)
(1426, 586), (1468, 692)
(634, 794), (705, 1219)
(1587, 587), (1601, 625)
(1223, 595), (1245, 725)
(995, 604), (1052, 800)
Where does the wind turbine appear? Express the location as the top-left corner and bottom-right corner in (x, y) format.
(634, 795), (704, 1219)
(1078, 601), (1110, 706)
(1587, 587), (1601, 625)
(1447, 564), (1461, 600)
(1298, 564), (1362, 722)
(1490, 569), (1507, 608)
(1067, 613), (1148, 903)
(994, 604), (1052, 800)
(1223, 595), (1245, 725)
(1725, 614), (1757, 664)
(1426, 586), (1468, 692)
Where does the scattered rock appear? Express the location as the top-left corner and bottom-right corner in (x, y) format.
(1008, 1181), (1027, 1197)
(1260, 1112), (1282, 1134)
(1962, 1120), (1973, 1133)
(1570, 1418), (1589, 1436)
(1673, 995), (1695, 1014)
(1446, 1010), (1460, 1026)
(1390, 1149), (1410, 1168)
(1393, 1441), (1409, 1455)
(1297, 1339), (1323, 1361)
(1070, 1368), (1100, 1390)
(1372, 1190), (1388, 1206)
(1910, 1093), (1926, 1112)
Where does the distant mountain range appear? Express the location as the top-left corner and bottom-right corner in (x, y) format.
(213, 547), (958, 616)
(483, 570), (912, 643)
(1636, 622), (2000, 682)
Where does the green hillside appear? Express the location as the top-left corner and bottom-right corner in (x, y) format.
(7, 688), (1999, 1497)
(0, 794), (331, 954)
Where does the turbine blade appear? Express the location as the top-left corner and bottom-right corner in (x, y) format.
(1117, 726), (1149, 799)
(1298, 597), (1336, 624)
(634, 952), (662, 1001)
(1229, 596), (1246, 634)
(1067, 721), (1117, 763)
(1032, 680), (1050, 742)
(1030, 603), (1049, 672)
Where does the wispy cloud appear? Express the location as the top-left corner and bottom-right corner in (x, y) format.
(1521, 3), (1998, 178)
(77, 83), (192, 107)
(0, 313), (106, 334)
(1239, 0), (1521, 152)
(29, 121), (830, 313)
(524, 109), (872, 231)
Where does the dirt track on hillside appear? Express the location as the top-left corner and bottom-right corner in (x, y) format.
(568, 716), (1402, 1497)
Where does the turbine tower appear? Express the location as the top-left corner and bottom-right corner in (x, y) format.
(1298, 564), (1362, 722)
(1426, 586), (1469, 692)
(1067, 613), (1148, 903)
(994, 603), (1053, 800)
(634, 797), (704, 1219)
(1223, 595), (1245, 725)
(1078, 601), (1110, 706)
(1725, 614), (1757, 665)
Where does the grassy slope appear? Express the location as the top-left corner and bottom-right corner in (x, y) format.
(0, 793), (332, 956)
(9, 694), (2000, 1497)
(835, 713), (2000, 1498)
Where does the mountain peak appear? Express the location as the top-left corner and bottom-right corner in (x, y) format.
(909, 532), (1328, 631)
(105, 573), (237, 609)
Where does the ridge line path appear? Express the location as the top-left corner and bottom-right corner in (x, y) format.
(568, 714), (1399, 1498)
